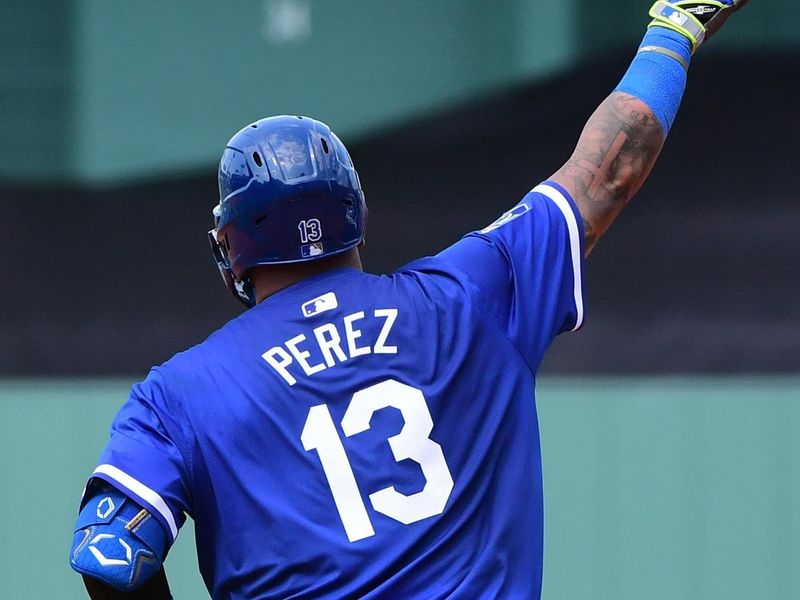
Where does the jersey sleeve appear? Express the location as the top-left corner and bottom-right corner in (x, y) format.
(436, 181), (585, 366)
(86, 370), (190, 543)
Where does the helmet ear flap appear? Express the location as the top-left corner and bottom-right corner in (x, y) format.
(208, 230), (256, 308)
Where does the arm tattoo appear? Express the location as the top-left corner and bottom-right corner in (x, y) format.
(551, 92), (665, 255)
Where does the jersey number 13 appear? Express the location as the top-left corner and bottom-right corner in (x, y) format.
(301, 379), (454, 542)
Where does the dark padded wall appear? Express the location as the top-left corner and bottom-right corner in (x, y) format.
(3, 50), (798, 375)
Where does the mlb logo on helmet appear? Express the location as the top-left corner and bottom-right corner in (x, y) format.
(302, 292), (338, 317)
(301, 243), (324, 258)
(664, 6), (689, 25)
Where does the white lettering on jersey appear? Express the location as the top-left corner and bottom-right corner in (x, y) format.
(262, 309), (399, 385)
(343, 312), (371, 358)
(313, 323), (347, 367)
(302, 380), (454, 542)
(286, 334), (326, 376)
(373, 309), (398, 354)
(262, 346), (297, 385)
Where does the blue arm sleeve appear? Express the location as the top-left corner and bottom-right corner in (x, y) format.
(615, 28), (693, 133)
(70, 486), (170, 591)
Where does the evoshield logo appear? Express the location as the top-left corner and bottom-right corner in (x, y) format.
(96, 496), (115, 519)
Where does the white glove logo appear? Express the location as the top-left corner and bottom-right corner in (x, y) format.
(87, 533), (132, 567)
(96, 496), (115, 519)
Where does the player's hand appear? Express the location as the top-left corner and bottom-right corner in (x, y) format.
(648, 0), (748, 51)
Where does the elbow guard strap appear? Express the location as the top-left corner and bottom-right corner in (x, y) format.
(70, 486), (170, 591)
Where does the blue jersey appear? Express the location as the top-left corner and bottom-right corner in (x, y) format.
(87, 181), (585, 599)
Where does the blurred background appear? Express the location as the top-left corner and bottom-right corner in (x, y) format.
(1, 1), (798, 598)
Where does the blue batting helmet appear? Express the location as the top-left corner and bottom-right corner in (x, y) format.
(209, 115), (367, 307)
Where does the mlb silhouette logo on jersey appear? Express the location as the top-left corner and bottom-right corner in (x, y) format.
(302, 292), (338, 317)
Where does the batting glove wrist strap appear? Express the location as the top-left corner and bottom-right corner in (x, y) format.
(648, 0), (747, 52)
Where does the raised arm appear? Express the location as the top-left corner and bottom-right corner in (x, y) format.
(551, 92), (664, 255)
(551, 0), (747, 256)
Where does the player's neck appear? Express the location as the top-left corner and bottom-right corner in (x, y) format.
(252, 248), (363, 303)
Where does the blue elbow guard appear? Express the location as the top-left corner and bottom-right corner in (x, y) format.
(70, 487), (170, 591)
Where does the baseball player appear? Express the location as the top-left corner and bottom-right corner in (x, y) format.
(70, 2), (746, 598)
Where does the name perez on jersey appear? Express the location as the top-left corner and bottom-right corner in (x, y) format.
(262, 308), (399, 385)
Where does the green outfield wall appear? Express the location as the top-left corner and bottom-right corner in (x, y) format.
(1, 377), (798, 599)
(1, 0), (795, 182)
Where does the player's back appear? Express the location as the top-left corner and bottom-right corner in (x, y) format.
(163, 262), (544, 599)
(91, 182), (583, 599)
